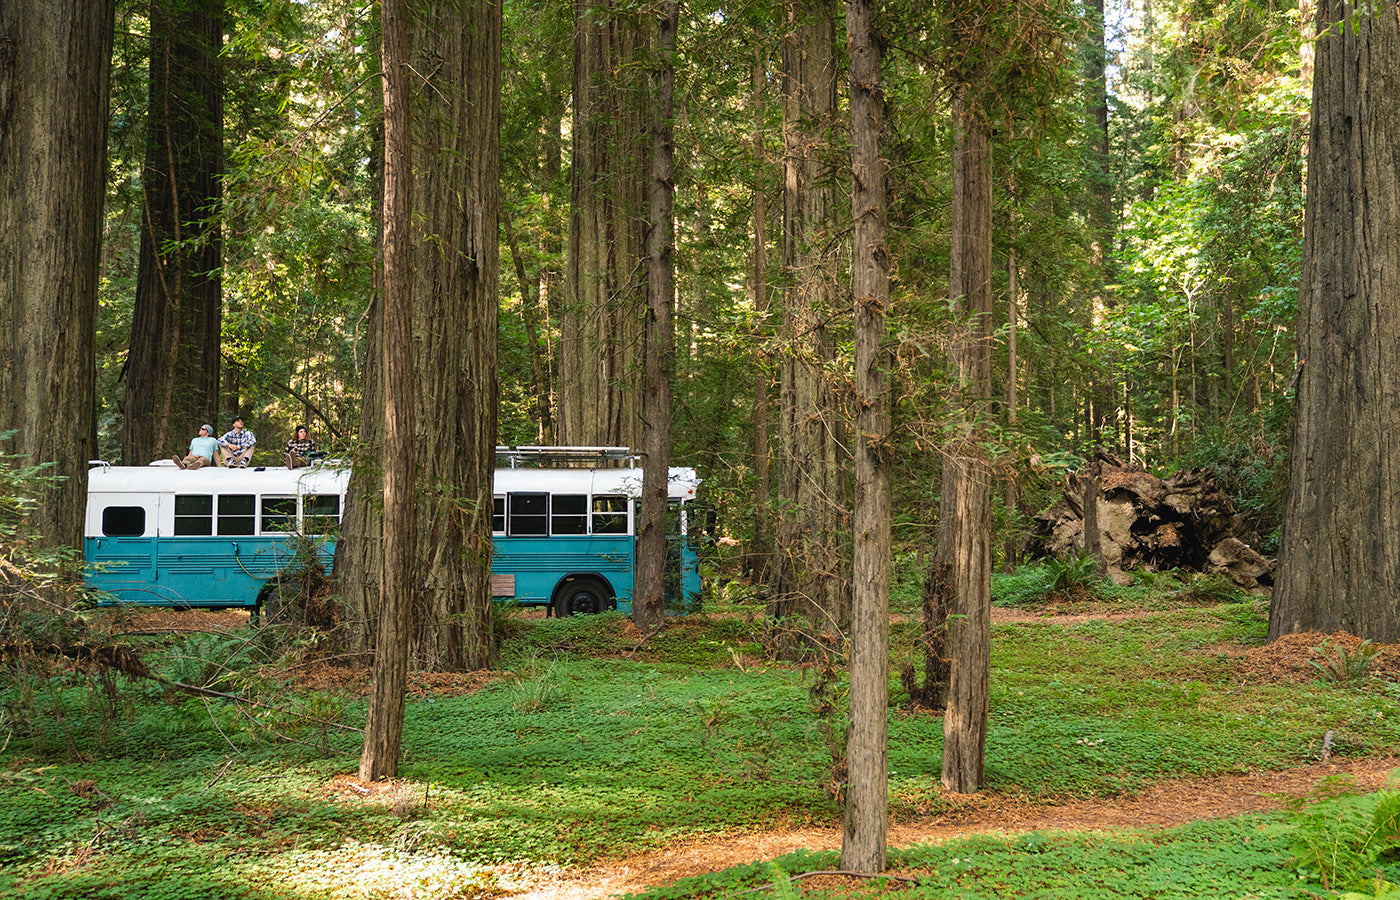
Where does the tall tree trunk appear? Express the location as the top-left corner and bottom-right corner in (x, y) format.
(747, 49), (775, 587)
(1271, 0), (1400, 643)
(341, 0), (501, 673)
(1085, 0), (1115, 442)
(842, 0), (890, 872)
(0, 0), (113, 548)
(635, 0), (678, 629)
(559, 0), (649, 448)
(771, 0), (847, 649)
(407, 0), (500, 670)
(360, 0), (414, 783)
(940, 87), (994, 794)
(121, 0), (223, 465)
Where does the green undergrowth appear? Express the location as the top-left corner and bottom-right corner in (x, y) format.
(5, 597), (1400, 897)
(632, 815), (1363, 899)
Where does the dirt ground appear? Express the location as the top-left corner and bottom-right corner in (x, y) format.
(111, 606), (1400, 898)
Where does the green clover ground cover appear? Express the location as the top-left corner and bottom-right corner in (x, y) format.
(4, 600), (1400, 898)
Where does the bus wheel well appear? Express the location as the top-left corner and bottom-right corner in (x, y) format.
(552, 575), (616, 617)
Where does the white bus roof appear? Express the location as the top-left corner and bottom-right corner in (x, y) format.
(495, 466), (699, 500)
(86, 461), (699, 500)
(86, 461), (351, 495)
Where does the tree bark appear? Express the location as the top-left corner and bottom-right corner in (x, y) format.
(940, 87), (993, 795)
(360, 0), (414, 783)
(746, 49), (776, 587)
(0, 0), (113, 548)
(842, 0), (890, 871)
(634, 0), (678, 629)
(405, 0), (500, 671)
(340, 0), (500, 673)
(1271, 0), (1400, 642)
(559, 0), (649, 448)
(770, 0), (847, 649)
(120, 0), (223, 466)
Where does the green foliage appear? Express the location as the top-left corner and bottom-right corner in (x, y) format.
(13, 583), (1400, 894)
(991, 556), (1107, 608)
(1287, 778), (1400, 890)
(507, 650), (568, 712)
(1311, 640), (1383, 685)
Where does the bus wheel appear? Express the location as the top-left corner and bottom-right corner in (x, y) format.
(554, 577), (613, 617)
(256, 579), (287, 626)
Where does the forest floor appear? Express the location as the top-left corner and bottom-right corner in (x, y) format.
(507, 756), (1400, 900)
(108, 605), (1400, 899)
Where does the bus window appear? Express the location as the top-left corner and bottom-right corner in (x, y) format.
(102, 506), (146, 537)
(509, 493), (548, 535)
(304, 494), (341, 534)
(552, 494), (588, 535)
(218, 495), (256, 536)
(174, 495), (213, 536)
(592, 495), (628, 534)
(493, 496), (505, 534)
(261, 496), (297, 533)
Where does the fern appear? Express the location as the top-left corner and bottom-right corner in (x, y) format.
(1290, 787), (1400, 890)
(1310, 639), (1382, 683)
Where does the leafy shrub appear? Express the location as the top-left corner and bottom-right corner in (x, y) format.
(1170, 572), (1246, 604)
(1288, 778), (1400, 890)
(992, 555), (1106, 608)
(1311, 639), (1382, 684)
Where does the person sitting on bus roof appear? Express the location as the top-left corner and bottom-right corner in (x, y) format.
(217, 417), (256, 467)
(174, 424), (219, 470)
(284, 424), (318, 469)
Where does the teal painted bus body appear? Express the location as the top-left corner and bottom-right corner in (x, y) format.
(84, 534), (334, 608)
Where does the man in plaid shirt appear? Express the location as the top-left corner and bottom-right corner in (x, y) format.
(217, 417), (257, 467)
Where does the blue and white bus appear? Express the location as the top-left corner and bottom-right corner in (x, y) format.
(84, 447), (704, 616)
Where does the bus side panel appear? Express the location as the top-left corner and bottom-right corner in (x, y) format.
(88, 536), (308, 608)
(85, 536), (176, 604)
(491, 535), (635, 612)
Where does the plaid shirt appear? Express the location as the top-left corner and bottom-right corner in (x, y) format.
(219, 428), (256, 451)
(284, 438), (316, 457)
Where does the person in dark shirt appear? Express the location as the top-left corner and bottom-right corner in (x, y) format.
(284, 424), (318, 469)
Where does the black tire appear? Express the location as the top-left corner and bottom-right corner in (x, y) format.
(553, 576), (614, 617)
(256, 579), (288, 626)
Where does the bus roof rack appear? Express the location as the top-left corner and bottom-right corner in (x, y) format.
(495, 445), (636, 468)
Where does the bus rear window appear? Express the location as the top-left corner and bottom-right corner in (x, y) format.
(509, 493), (548, 535)
(102, 506), (146, 537)
(592, 495), (628, 534)
(552, 494), (588, 535)
(218, 495), (256, 536)
(174, 495), (213, 536)
(305, 494), (341, 534)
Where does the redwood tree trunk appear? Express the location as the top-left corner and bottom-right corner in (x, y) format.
(635, 0), (679, 629)
(1271, 0), (1400, 642)
(360, 0), (414, 783)
(406, 0), (500, 670)
(940, 87), (994, 794)
(771, 0), (847, 647)
(559, 0), (649, 448)
(746, 50), (776, 587)
(121, 0), (223, 465)
(842, 0), (890, 871)
(341, 0), (500, 672)
(0, 0), (113, 547)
